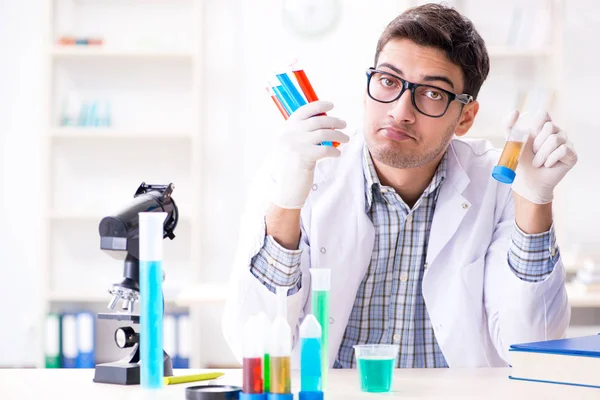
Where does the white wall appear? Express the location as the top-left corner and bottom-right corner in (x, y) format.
(1, 0), (600, 367)
(0, 0), (44, 366)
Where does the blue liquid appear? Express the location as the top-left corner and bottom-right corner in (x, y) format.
(276, 73), (307, 110)
(140, 260), (164, 388)
(271, 85), (295, 115)
(300, 337), (321, 391)
(357, 357), (395, 393)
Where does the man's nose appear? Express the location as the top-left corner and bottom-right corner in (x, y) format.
(387, 88), (417, 124)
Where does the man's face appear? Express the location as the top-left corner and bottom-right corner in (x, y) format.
(364, 38), (477, 169)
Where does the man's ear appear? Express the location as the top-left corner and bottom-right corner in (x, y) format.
(455, 101), (479, 137)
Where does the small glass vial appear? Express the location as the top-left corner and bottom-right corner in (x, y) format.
(492, 120), (529, 184)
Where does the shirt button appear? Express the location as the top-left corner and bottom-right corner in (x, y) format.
(461, 202), (470, 210)
(329, 317), (334, 324)
(393, 334), (401, 343)
(400, 273), (408, 282)
(320, 247), (327, 254)
(406, 214), (413, 223)
(424, 262), (429, 269)
(312, 184), (318, 191)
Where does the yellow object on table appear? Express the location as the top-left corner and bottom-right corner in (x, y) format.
(163, 372), (224, 385)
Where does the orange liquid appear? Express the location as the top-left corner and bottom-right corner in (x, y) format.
(498, 141), (523, 170)
(293, 70), (319, 102)
(270, 356), (291, 394)
(293, 69), (339, 148)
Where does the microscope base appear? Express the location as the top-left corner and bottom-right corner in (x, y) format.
(93, 354), (174, 385)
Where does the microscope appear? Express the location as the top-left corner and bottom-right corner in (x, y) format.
(93, 182), (178, 385)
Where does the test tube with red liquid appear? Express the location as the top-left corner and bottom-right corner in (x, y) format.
(289, 59), (339, 148)
(241, 315), (267, 400)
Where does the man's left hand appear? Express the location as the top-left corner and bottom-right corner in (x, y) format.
(510, 110), (578, 204)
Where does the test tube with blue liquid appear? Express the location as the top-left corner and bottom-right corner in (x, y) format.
(139, 212), (167, 389)
(267, 62), (338, 147)
(299, 315), (323, 400)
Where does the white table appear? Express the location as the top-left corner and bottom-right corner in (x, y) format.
(0, 368), (598, 400)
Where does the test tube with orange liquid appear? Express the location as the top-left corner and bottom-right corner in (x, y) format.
(492, 122), (529, 184)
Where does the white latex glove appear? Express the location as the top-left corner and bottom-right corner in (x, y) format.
(509, 110), (578, 204)
(271, 101), (349, 209)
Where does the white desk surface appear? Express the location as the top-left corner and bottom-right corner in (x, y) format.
(1, 368), (598, 400)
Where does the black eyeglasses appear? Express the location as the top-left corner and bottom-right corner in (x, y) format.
(366, 67), (473, 118)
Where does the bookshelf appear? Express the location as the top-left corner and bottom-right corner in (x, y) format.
(39, 0), (204, 368)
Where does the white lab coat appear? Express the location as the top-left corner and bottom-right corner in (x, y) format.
(222, 132), (570, 368)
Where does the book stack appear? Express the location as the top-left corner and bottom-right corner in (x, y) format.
(509, 334), (600, 389)
(45, 311), (95, 368)
(164, 312), (191, 368)
(45, 311), (191, 369)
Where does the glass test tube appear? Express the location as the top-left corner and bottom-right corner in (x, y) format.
(492, 120), (529, 184)
(276, 72), (307, 110)
(300, 314), (323, 394)
(266, 86), (289, 120)
(310, 269), (330, 390)
(139, 212), (167, 389)
(242, 315), (265, 396)
(269, 287), (293, 398)
(289, 60), (339, 148)
(255, 311), (272, 393)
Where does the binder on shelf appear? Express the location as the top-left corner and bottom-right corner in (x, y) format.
(61, 313), (78, 368)
(45, 313), (61, 368)
(76, 311), (95, 368)
(175, 313), (191, 368)
(164, 313), (178, 367)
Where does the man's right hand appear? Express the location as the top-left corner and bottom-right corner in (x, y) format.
(271, 101), (349, 209)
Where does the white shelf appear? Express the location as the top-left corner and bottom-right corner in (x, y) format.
(50, 46), (195, 59)
(48, 291), (182, 304)
(48, 211), (197, 222)
(566, 325), (600, 338)
(566, 283), (600, 308)
(175, 283), (230, 306)
(50, 127), (193, 140)
(49, 283), (227, 304)
(487, 46), (554, 58)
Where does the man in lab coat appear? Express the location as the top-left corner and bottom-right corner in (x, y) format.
(223, 3), (577, 368)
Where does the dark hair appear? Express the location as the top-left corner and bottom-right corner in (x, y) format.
(374, 3), (489, 100)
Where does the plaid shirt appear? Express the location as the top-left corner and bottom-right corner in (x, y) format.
(250, 142), (559, 368)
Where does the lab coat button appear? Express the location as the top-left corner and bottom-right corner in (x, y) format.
(320, 247), (327, 254)
(400, 273), (408, 282)
(424, 262), (429, 269)
(329, 317), (334, 324)
(312, 184), (318, 191)
(461, 202), (469, 210)
(393, 334), (401, 343)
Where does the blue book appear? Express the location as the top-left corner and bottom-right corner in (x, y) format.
(61, 313), (78, 368)
(76, 311), (95, 368)
(509, 334), (600, 389)
(174, 313), (190, 368)
(163, 313), (178, 367)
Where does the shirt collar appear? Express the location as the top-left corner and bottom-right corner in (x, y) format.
(362, 143), (447, 212)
